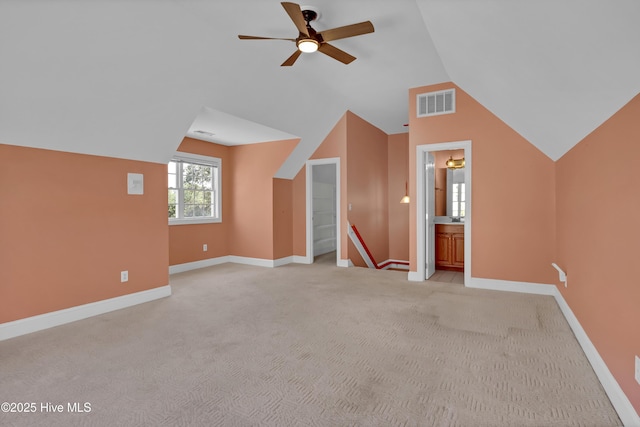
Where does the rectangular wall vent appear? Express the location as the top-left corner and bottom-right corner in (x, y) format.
(417, 89), (455, 117)
(193, 130), (215, 137)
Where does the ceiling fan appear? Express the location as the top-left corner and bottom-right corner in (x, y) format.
(238, 2), (374, 66)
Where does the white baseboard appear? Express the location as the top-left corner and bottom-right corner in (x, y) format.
(379, 259), (410, 271)
(169, 256), (231, 274)
(0, 285), (172, 342)
(337, 259), (353, 268)
(293, 255), (311, 264)
(408, 271), (421, 281)
(468, 277), (639, 426)
(170, 255), (312, 274)
(227, 255), (283, 268)
(467, 277), (557, 295)
(273, 256), (294, 267)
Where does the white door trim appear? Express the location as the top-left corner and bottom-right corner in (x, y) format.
(425, 152), (436, 279)
(305, 158), (341, 266)
(413, 141), (472, 284)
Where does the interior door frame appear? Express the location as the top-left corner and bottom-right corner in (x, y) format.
(425, 151), (436, 279)
(305, 158), (341, 266)
(413, 141), (472, 285)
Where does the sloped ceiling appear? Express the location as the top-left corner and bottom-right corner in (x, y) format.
(417, 0), (640, 161)
(1, 1), (638, 177)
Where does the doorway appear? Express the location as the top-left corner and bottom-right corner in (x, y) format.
(413, 141), (472, 285)
(305, 158), (341, 266)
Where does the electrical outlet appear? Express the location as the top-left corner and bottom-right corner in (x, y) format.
(203, 244), (208, 252)
(635, 355), (640, 385)
(120, 271), (128, 283)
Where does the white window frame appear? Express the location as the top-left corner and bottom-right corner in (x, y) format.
(168, 152), (222, 225)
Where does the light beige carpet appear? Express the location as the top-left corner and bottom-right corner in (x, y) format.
(0, 262), (621, 426)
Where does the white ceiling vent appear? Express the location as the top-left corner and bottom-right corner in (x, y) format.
(417, 89), (455, 117)
(193, 130), (215, 137)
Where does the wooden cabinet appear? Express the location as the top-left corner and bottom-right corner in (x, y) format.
(435, 224), (464, 271)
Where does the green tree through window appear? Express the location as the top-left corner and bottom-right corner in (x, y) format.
(168, 156), (220, 222)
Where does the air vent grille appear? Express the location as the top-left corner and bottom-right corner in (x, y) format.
(193, 130), (215, 137)
(417, 89), (455, 117)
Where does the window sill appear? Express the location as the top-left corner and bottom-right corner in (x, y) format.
(169, 218), (222, 226)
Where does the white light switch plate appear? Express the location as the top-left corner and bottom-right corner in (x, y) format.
(635, 355), (640, 385)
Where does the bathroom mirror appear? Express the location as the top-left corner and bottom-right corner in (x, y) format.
(434, 150), (465, 218)
(446, 168), (465, 218)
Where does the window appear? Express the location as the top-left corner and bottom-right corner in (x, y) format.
(168, 153), (221, 224)
(452, 182), (465, 218)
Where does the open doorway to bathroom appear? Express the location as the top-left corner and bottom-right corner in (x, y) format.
(415, 141), (471, 286)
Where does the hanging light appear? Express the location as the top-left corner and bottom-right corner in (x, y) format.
(400, 181), (410, 204)
(446, 156), (465, 169)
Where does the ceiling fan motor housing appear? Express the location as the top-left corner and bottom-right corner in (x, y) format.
(300, 6), (320, 23)
(297, 7), (322, 51)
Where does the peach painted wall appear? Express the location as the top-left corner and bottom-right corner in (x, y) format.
(556, 93), (640, 413)
(311, 114), (348, 261)
(292, 167), (307, 257)
(170, 137), (298, 264)
(388, 133), (410, 262)
(273, 178), (293, 260)
(409, 83), (557, 284)
(346, 112), (390, 266)
(228, 139), (298, 260)
(292, 114), (348, 259)
(169, 138), (231, 266)
(293, 113), (406, 266)
(0, 144), (168, 324)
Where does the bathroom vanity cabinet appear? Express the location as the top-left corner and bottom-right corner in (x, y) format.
(435, 224), (464, 271)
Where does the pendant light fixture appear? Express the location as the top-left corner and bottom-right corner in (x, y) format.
(400, 181), (410, 204)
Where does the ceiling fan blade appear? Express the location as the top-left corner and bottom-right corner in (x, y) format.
(238, 35), (295, 41)
(318, 21), (374, 42)
(318, 43), (356, 64)
(281, 50), (302, 66)
(281, 2), (309, 37)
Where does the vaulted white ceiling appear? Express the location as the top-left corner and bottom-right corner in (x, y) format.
(1, 1), (638, 178)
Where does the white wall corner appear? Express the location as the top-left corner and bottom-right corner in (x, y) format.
(408, 271), (422, 282)
(337, 259), (353, 268)
(273, 256), (294, 267)
(293, 255), (312, 264)
(0, 285), (172, 341)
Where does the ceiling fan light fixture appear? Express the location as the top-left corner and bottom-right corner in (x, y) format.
(297, 38), (319, 53)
